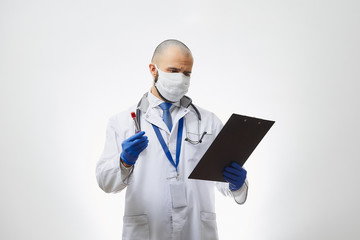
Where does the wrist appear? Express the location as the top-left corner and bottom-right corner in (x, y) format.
(230, 184), (240, 191)
(120, 156), (133, 168)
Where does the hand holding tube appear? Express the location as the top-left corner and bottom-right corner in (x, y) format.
(120, 131), (149, 166)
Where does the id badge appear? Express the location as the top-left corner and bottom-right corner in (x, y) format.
(170, 181), (187, 208)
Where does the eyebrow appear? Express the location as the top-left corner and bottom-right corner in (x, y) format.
(166, 67), (192, 74)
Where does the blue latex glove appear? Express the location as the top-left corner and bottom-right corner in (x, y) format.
(223, 162), (247, 191)
(120, 131), (149, 166)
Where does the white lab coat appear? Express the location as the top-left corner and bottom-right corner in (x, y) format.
(96, 92), (248, 240)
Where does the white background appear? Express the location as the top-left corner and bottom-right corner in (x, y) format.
(1, 0), (359, 239)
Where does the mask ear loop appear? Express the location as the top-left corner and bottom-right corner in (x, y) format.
(154, 64), (161, 78)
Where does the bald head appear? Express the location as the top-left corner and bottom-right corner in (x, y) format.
(151, 39), (193, 65)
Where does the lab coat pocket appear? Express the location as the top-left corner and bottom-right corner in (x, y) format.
(122, 214), (150, 240)
(185, 114), (213, 145)
(185, 128), (214, 163)
(200, 211), (219, 240)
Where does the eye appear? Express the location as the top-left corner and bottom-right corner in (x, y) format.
(167, 68), (180, 73)
(183, 72), (191, 77)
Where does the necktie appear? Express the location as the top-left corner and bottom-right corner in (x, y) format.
(159, 102), (173, 131)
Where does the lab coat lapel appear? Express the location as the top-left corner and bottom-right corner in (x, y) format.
(144, 107), (171, 134)
(173, 107), (190, 126)
(144, 107), (190, 135)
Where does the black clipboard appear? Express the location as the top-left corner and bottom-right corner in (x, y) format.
(188, 113), (275, 182)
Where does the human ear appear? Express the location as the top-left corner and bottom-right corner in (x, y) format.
(148, 63), (157, 78)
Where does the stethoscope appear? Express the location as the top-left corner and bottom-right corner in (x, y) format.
(136, 93), (207, 145)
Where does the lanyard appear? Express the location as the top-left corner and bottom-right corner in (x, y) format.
(152, 118), (184, 171)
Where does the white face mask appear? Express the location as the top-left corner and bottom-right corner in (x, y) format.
(154, 65), (190, 102)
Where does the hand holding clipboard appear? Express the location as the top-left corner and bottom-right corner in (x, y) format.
(188, 113), (275, 182)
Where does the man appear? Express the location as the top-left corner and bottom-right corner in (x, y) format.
(96, 39), (248, 240)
